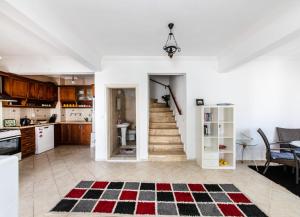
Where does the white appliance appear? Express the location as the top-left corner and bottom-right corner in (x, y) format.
(35, 125), (54, 154)
(0, 156), (18, 217)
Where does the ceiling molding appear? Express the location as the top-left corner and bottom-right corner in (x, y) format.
(0, 1), (99, 71)
(218, 4), (300, 73)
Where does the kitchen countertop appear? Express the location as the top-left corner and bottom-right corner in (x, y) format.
(2, 122), (92, 129)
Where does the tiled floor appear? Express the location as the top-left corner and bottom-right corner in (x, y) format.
(20, 146), (300, 217)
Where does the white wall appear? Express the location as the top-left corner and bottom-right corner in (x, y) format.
(95, 57), (300, 161)
(149, 75), (170, 103)
(169, 75), (187, 149)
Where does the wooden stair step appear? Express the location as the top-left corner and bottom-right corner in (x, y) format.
(150, 116), (175, 123)
(149, 128), (179, 136)
(150, 103), (167, 108)
(150, 122), (177, 129)
(149, 143), (183, 152)
(149, 135), (181, 143)
(150, 107), (171, 112)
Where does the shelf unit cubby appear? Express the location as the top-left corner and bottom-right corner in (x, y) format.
(197, 105), (236, 169)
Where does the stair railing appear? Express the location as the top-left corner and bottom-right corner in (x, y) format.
(150, 79), (182, 115)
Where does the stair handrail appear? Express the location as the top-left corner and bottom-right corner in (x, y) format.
(150, 79), (182, 115)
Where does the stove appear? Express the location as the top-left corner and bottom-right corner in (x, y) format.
(0, 129), (21, 159)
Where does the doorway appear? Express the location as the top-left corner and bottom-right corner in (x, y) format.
(107, 87), (137, 160)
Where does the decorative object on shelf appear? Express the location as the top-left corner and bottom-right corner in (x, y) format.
(161, 94), (170, 107)
(219, 144), (227, 150)
(3, 119), (17, 127)
(204, 112), (212, 122)
(196, 99), (204, 106)
(163, 23), (181, 58)
(219, 159), (229, 166)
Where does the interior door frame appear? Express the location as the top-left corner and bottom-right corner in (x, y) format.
(106, 84), (139, 161)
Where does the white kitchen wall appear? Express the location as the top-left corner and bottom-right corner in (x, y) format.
(95, 57), (300, 161)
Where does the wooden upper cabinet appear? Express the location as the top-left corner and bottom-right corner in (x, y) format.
(3, 77), (12, 96)
(11, 78), (28, 98)
(38, 84), (48, 100)
(60, 86), (76, 102)
(91, 84), (95, 97)
(28, 82), (39, 100)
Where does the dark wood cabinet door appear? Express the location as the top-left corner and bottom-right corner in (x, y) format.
(3, 77), (12, 96)
(38, 84), (48, 100)
(28, 82), (39, 99)
(60, 86), (76, 102)
(21, 127), (35, 157)
(54, 124), (61, 147)
(70, 124), (81, 145)
(60, 124), (71, 145)
(11, 78), (28, 98)
(80, 124), (92, 145)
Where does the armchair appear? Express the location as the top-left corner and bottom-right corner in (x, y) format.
(257, 128), (300, 184)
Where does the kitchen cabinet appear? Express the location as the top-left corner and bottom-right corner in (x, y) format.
(4, 78), (29, 99)
(80, 124), (92, 145)
(28, 82), (39, 100)
(54, 124), (61, 147)
(56, 124), (92, 145)
(38, 84), (48, 100)
(20, 127), (35, 157)
(60, 86), (76, 102)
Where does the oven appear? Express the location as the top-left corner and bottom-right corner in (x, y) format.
(0, 129), (21, 159)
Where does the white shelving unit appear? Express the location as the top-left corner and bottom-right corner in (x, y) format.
(196, 105), (236, 169)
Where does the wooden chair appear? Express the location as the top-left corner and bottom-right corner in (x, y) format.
(257, 128), (300, 184)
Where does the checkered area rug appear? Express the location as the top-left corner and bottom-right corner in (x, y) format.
(51, 181), (267, 216)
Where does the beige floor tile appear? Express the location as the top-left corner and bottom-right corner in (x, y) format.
(18, 145), (300, 217)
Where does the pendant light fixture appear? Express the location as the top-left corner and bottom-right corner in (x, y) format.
(163, 23), (181, 58)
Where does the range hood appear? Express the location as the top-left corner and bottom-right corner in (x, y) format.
(0, 76), (17, 102)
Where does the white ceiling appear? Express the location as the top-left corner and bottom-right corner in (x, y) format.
(0, 12), (61, 56)
(5, 0), (295, 57)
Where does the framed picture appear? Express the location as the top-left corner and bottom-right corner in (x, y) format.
(196, 99), (204, 106)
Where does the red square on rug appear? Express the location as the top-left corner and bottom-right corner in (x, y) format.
(188, 184), (205, 192)
(157, 183), (172, 191)
(136, 202), (155, 215)
(65, 189), (86, 198)
(120, 190), (138, 201)
(92, 181), (109, 189)
(174, 192), (194, 202)
(218, 204), (244, 216)
(228, 193), (251, 203)
(93, 200), (116, 213)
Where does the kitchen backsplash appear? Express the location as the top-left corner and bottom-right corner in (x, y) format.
(2, 107), (92, 125)
(2, 108), (54, 125)
(61, 108), (93, 122)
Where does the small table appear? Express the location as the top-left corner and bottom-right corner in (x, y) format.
(290, 141), (300, 147)
(239, 143), (258, 171)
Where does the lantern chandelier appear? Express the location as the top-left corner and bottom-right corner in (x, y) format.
(163, 23), (181, 58)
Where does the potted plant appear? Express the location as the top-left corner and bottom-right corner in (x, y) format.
(162, 94), (170, 107)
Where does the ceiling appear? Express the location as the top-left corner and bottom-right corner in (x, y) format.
(0, 0), (300, 73)
(5, 0), (295, 57)
(0, 12), (61, 56)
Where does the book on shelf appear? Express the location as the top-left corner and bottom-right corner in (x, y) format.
(204, 112), (212, 122)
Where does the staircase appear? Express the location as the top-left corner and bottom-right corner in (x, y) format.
(149, 99), (186, 161)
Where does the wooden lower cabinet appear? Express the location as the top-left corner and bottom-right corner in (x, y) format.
(21, 127), (35, 158)
(55, 124), (92, 146)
